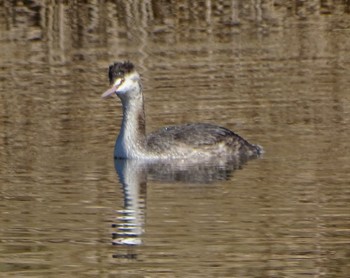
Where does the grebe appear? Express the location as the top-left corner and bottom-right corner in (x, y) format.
(102, 61), (262, 160)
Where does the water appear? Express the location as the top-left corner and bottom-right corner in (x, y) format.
(1, 1), (350, 277)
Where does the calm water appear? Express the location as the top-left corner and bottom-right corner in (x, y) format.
(1, 1), (350, 277)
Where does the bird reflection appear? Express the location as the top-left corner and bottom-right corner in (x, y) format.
(111, 155), (256, 259)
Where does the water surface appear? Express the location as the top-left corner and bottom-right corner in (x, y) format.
(1, 1), (350, 277)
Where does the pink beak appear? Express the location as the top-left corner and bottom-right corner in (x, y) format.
(101, 85), (118, 99)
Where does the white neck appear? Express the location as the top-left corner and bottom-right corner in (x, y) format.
(115, 85), (146, 158)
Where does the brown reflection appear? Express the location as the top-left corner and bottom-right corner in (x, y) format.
(1, 1), (349, 62)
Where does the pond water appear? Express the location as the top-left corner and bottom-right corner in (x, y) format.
(1, 1), (350, 277)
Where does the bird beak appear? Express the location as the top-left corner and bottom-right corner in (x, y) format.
(101, 85), (118, 99)
(101, 78), (124, 99)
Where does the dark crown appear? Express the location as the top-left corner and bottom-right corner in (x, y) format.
(108, 61), (135, 84)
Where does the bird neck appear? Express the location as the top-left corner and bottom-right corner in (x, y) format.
(115, 87), (146, 158)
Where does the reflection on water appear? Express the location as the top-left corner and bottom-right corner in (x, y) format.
(113, 159), (147, 248)
(112, 155), (255, 254)
(1, 0), (350, 277)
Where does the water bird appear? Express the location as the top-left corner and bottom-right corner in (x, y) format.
(102, 61), (262, 160)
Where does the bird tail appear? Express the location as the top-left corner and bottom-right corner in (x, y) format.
(253, 144), (264, 156)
